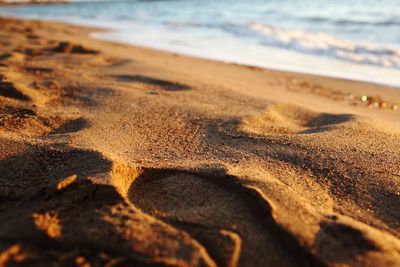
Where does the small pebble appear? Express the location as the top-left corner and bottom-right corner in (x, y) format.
(147, 90), (159, 95)
(379, 102), (387, 108)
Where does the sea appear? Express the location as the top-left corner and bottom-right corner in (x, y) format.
(1, 0), (400, 87)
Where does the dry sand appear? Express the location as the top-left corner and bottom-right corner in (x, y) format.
(0, 17), (399, 267)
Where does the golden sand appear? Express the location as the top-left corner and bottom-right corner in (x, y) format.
(0, 17), (399, 266)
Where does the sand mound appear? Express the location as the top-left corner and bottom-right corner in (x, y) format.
(241, 103), (355, 135)
(0, 144), (109, 199)
(52, 41), (99, 54)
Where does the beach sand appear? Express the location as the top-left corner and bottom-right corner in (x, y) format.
(0, 1), (65, 5)
(0, 17), (399, 267)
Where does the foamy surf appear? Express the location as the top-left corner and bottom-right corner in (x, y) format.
(248, 22), (400, 69)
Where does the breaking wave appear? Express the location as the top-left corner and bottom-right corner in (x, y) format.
(248, 22), (400, 69)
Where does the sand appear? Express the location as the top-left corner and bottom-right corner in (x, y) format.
(0, 17), (399, 267)
(0, 0), (66, 5)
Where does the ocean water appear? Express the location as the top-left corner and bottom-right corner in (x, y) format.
(1, 0), (400, 86)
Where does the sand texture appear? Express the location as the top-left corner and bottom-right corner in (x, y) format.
(0, 0), (66, 5)
(0, 18), (399, 267)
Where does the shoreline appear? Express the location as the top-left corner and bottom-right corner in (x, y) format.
(94, 30), (400, 89)
(0, 0), (67, 5)
(1, 16), (400, 266)
(89, 30), (400, 118)
(1, 12), (400, 88)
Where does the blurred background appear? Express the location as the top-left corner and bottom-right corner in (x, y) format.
(1, 0), (399, 86)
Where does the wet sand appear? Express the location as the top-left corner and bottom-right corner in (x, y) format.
(0, 17), (399, 267)
(0, 0), (66, 5)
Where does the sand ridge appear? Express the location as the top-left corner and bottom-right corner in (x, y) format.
(0, 17), (400, 267)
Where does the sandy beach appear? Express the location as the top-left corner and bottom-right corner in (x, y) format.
(0, 0), (65, 5)
(0, 17), (400, 266)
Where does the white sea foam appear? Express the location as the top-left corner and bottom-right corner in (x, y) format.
(248, 22), (400, 69)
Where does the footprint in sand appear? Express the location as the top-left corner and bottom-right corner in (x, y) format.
(241, 103), (354, 135)
(0, 52), (26, 63)
(126, 168), (320, 267)
(0, 78), (30, 101)
(50, 117), (89, 135)
(51, 41), (99, 54)
(314, 221), (378, 263)
(25, 66), (53, 75)
(0, 144), (110, 200)
(0, 148), (217, 267)
(113, 74), (191, 91)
